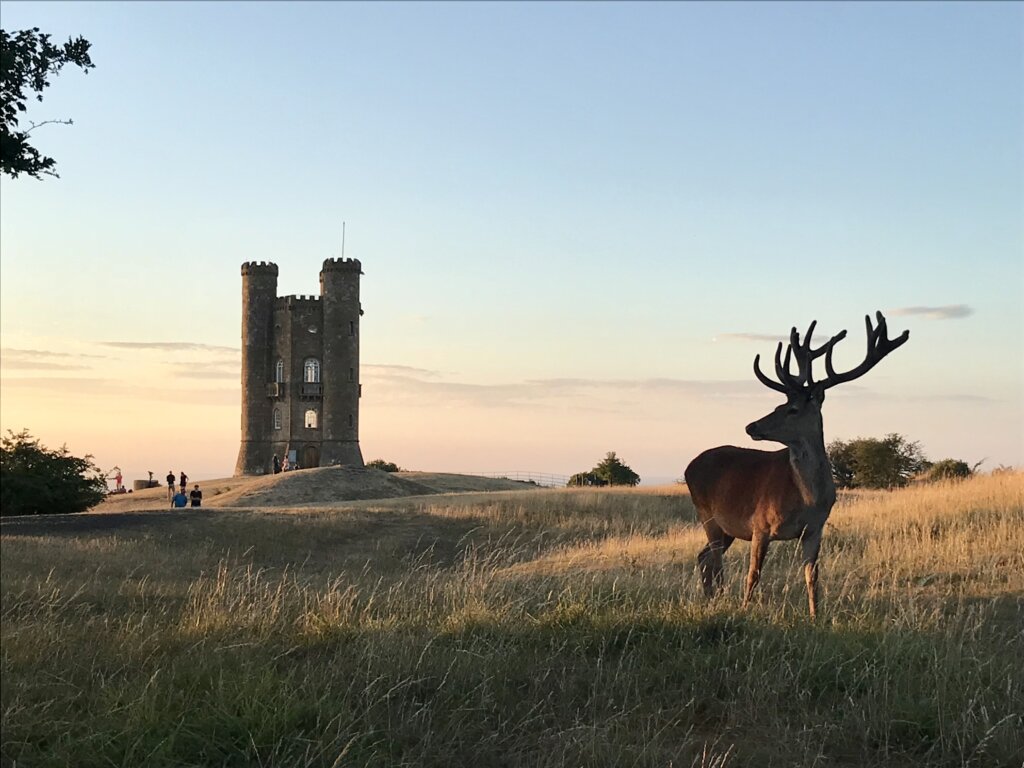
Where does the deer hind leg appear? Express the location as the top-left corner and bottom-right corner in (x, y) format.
(800, 528), (823, 619)
(697, 521), (734, 599)
(743, 532), (771, 607)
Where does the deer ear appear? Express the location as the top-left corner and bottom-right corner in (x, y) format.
(812, 389), (826, 405)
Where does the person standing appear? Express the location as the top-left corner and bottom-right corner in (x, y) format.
(281, 454), (290, 472)
(189, 484), (203, 508)
(273, 455), (281, 474)
(179, 471), (188, 493)
(166, 470), (175, 500)
(171, 488), (188, 508)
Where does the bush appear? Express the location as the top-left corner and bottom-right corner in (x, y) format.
(827, 434), (928, 489)
(0, 429), (107, 515)
(569, 452), (640, 487)
(366, 459), (403, 473)
(568, 471), (607, 487)
(921, 459), (974, 482)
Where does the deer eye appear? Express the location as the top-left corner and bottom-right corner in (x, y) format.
(787, 405), (800, 414)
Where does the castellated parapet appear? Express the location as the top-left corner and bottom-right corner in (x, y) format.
(234, 259), (364, 476)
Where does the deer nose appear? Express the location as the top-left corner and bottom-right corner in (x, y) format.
(745, 422), (759, 438)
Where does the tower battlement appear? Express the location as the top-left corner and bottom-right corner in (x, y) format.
(321, 257), (362, 274)
(276, 295), (322, 308)
(241, 261), (280, 276)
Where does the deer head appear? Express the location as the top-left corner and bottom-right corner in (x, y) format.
(745, 312), (910, 447)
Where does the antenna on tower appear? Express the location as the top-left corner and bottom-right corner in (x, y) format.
(341, 222), (346, 259)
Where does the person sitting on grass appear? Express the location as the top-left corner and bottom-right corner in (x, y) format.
(171, 489), (188, 508)
(189, 484), (202, 508)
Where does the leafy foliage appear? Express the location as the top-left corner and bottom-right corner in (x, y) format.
(827, 434), (928, 489)
(0, 429), (107, 515)
(567, 471), (607, 487)
(1, 26), (94, 179)
(366, 459), (403, 473)
(569, 452), (640, 487)
(921, 459), (974, 482)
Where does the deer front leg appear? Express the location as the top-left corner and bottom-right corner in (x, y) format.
(743, 532), (770, 607)
(800, 527), (823, 619)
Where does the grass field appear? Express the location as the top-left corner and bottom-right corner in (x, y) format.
(2, 473), (1022, 767)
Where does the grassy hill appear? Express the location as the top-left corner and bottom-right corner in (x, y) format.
(97, 466), (544, 512)
(1, 473), (1021, 767)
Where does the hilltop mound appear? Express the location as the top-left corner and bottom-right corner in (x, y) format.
(97, 467), (540, 512)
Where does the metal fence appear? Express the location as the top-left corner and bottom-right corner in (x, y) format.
(481, 471), (571, 488)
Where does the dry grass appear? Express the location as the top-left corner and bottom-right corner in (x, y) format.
(1, 473), (1021, 767)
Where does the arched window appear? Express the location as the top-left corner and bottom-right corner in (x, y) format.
(275, 359), (284, 383)
(273, 409), (282, 430)
(305, 409), (318, 429)
(304, 358), (320, 383)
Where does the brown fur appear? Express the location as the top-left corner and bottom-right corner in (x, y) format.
(685, 436), (831, 618)
(683, 312), (908, 618)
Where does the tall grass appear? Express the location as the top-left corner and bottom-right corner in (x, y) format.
(2, 475), (1021, 767)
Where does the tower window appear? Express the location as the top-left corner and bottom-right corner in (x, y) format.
(348, 367), (354, 382)
(273, 409), (282, 430)
(305, 409), (318, 429)
(304, 358), (321, 383)
(349, 413), (353, 428)
(349, 321), (355, 336)
(275, 359), (284, 383)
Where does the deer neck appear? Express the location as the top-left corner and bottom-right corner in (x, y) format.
(787, 432), (835, 510)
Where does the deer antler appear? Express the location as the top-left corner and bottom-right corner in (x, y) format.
(819, 311), (909, 391)
(753, 320), (847, 395)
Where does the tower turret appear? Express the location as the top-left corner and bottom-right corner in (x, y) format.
(318, 257), (364, 466)
(235, 261), (279, 475)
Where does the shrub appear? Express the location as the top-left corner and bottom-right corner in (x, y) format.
(366, 459), (403, 473)
(0, 429), (107, 515)
(921, 459), (974, 482)
(569, 452), (640, 487)
(827, 434), (927, 489)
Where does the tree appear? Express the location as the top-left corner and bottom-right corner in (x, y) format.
(568, 471), (606, 487)
(569, 452), (640, 487)
(1, 26), (94, 179)
(1, 430), (108, 515)
(826, 434), (928, 489)
(367, 459), (403, 473)
(922, 459), (971, 482)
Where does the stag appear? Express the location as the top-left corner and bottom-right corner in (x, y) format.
(684, 312), (909, 618)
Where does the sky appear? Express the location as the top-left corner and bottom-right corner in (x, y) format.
(1, 1), (1021, 486)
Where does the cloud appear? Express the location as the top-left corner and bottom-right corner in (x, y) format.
(1, 360), (91, 371)
(0, 376), (237, 405)
(172, 369), (240, 380)
(100, 341), (240, 354)
(363, 364), (442, 379)
(1, 348), (100, 371)
(712, 333), (786, 344)
(2, 348), (107, 359)
(165, 361), (240, 380)
(365, 368), (770, 410)
(888, 305), (973, 320)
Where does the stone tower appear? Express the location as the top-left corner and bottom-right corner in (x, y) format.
(234, 258), (364, 476)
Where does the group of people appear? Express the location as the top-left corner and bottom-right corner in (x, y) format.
(272, 455), (299, 474)
(166, 470), (202, 509)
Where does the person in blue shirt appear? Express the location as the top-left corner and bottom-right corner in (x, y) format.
(171, 489), (188, 508)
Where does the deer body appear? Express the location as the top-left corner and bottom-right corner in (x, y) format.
(686, 446), (834, 542)
(685, 312), (909, 618)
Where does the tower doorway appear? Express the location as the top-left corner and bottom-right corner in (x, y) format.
(301, 445), (320, 469)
